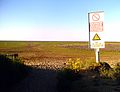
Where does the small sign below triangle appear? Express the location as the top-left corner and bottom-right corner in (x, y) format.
(92, 33), (101, 40)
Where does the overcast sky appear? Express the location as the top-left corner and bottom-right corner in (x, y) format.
(0, 0), (120, 41)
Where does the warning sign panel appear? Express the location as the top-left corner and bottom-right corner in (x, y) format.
(89, 32), (105, 48)
(88, 11), (104, 32)
(92, 33), (101, 40)
(88, 11), (105, 48)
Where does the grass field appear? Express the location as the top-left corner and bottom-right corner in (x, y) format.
(1, 41), (120, 92)
(0, 41), (120, 68)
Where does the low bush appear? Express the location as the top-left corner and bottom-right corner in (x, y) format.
(57, 59), (120, 92)
(88, 62), (111, 72)
(65, 58), (95, 72)
(57, 58), (84, 92)
(95, 62), (120, 80)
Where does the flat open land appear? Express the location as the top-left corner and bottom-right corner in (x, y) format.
(0, 41), (120, 92)
(0, 41), (120, 68)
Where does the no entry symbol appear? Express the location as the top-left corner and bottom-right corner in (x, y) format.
(92, 13), (100, 21)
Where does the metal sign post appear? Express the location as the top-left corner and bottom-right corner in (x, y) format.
(88, 11), (105, 63)
(95, 48), (100, 63)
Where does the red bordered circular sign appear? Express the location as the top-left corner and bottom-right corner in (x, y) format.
(92, 13), (100, 21)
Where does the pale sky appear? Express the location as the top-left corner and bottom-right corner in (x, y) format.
(0, 0), (120, 41)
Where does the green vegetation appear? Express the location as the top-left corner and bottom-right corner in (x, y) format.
(57, 58), (120, 92)
(0, 41), (120, 61)
(99, 63), (120, 80)
(0, 41), (28, 48)
(57, 58), (93, 92)
(65, 58), (95, 72)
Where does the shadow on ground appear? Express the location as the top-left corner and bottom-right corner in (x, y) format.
(0, 54), (62, 92)
(1, 54), (120, 92)
(10, 67), (58, 92)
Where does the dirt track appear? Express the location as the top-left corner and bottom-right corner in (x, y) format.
(12, 68), (58, 92)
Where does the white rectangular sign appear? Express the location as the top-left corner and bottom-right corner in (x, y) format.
(88, 11), (105, 48)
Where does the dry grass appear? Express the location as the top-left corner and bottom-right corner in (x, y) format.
(0, 41), (120, 69)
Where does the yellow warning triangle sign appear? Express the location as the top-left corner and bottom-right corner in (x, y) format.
(92, 33), (101, 40)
